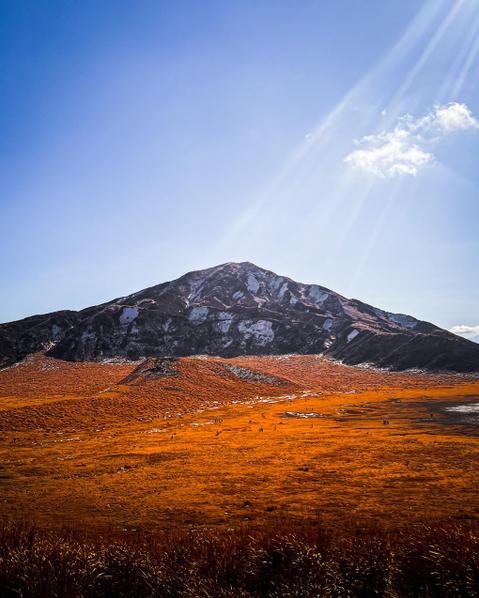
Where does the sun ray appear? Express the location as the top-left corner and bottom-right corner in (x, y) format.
(386, 0), (466, 106)
(344, 178), (404, 297)
(449, 14), (479, 99)
(437, 8), (479, 101)
(214, 0), (470, 259)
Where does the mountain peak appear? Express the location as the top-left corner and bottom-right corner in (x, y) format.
(187, 261), (272, 278)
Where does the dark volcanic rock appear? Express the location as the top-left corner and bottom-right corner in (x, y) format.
(222, 363), (288, 385)
(0, 310), (79, 368)
(1, 262), (478, 372)
(119, 357), (179, 384)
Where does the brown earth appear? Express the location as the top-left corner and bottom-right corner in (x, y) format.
(0, 353), (478, 533)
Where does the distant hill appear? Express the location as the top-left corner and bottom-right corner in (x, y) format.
(1, 262), (478, 372)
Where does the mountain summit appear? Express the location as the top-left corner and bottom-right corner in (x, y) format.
(1, 262), (478, 371)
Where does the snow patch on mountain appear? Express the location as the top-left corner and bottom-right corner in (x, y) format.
(308, 286), (329, 305)
(120, 307), (139, 325)
(323, 318), (333, 331)
(278, 282), (289, 301)
(269, 276), (284, 292)
(347, 329), (360, 343)
(387, 313), (417, 329)
(189, 307), (209, 324)
(238, 320), (274, 346)
(216, 312), (234, 333)
(247, 274), (260, 294)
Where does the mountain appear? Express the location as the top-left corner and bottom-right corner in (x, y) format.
(1, 262), (478, 372)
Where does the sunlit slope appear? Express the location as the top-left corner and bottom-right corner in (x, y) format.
(0, 354), (478, 532)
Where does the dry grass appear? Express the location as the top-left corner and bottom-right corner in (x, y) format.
(0, 354), (478, 533)
(0, 353), (469, 432)
(1, 354), (479, 595)
(1, 520), (479, 597)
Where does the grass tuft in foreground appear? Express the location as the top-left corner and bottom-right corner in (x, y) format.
(1, 520), (479, 597)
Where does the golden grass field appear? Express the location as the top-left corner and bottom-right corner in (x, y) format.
(1, 353), (478, 533)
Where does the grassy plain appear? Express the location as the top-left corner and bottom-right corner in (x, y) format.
(1, 353), (478, 534)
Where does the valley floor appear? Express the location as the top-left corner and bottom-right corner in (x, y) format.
(0, 353), (478, 533)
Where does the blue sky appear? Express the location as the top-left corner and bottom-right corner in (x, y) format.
(1, 0), (478, 339)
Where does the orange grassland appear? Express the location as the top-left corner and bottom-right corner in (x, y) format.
(0, 353), (479, 533)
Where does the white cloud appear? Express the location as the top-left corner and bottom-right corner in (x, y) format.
(449, 324), (479, 338)
(345, 102), (479, 177)
(435, 103), (479, 133)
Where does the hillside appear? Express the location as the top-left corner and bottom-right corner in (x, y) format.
(1, 262), (478, 372)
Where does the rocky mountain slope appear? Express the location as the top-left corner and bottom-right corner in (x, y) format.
(1, 262), (478, 372)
